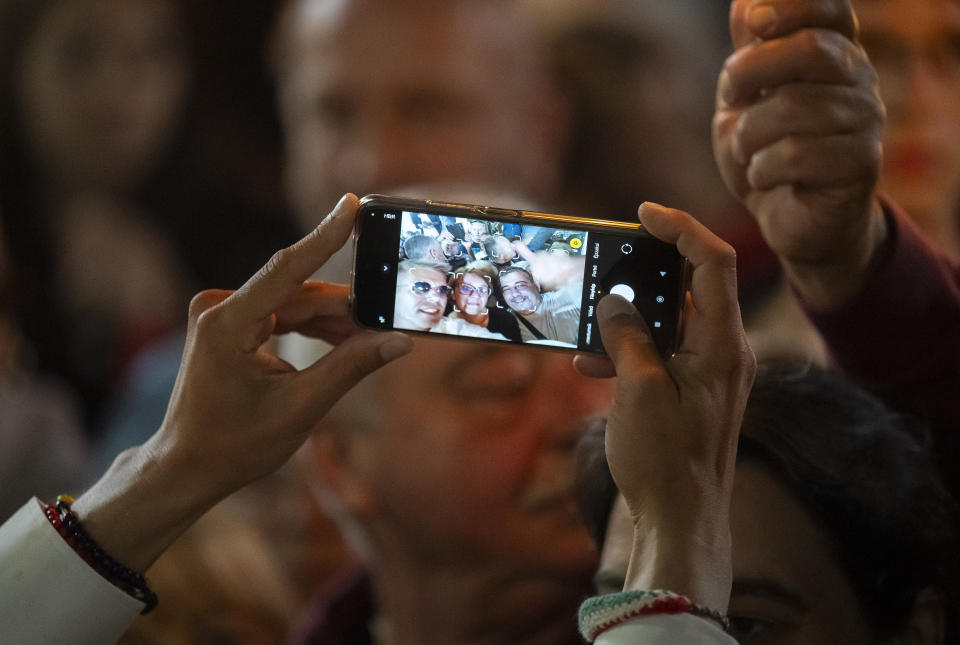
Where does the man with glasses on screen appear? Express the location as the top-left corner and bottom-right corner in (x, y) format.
(393, 262), (452, 332)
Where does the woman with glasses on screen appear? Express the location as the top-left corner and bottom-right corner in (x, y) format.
(447, 261), (523, 343)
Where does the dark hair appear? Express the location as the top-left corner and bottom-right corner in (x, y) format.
(575, 363), (959, 639)
(737, 365), (959, 638)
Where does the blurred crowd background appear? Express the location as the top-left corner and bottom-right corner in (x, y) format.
(1, 0), (957, 642)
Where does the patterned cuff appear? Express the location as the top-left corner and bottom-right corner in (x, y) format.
(579, 589), (729, 642)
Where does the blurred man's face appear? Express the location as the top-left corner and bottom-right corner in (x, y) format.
(411, 237), (446, 264)
(500, 270), (541, 314)
(489, 237), (515, 265)
(469, 221), (488, 240)
(363, 339), (613, 576)
(394, 266), (449, 331)
(427, 241), (446, 263)
(278, 0), (563, 230)
(439, 232), (461, 257)
(856, 0), (960, 239)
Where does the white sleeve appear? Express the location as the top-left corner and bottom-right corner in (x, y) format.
(0, 498), (144, 645)
(595, 613), (738, 645)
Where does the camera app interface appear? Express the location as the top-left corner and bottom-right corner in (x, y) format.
(357, 207), (684, 354)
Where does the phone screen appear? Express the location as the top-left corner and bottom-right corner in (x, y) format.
(353, 199), (686, 355)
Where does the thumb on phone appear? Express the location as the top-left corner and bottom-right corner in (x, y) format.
(596, 294), (664, 382)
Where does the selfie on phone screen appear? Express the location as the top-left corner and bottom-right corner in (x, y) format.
(353, 197), (687, 356)
(395, 210), (588, 347)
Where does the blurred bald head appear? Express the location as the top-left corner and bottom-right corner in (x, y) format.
(275, 0), (567, 230)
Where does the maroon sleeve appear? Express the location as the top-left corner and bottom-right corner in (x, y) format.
(803, 201), (960, 496)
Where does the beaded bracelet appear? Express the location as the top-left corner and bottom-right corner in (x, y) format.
(578, 589), (730, 641)
(43, 495), (158, 614)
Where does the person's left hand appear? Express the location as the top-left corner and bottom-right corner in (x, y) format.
(575, 202), (756, 611)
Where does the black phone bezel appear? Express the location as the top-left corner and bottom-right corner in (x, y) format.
(351, 195), (688, 356)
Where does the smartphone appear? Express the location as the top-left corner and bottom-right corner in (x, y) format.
(351, 195), (688, 356)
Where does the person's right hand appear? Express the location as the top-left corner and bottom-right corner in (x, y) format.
(575, 203), (756, 611)
(155, 195), (414, 495)
(713, 0), (888, 308)
(72, 194), (412, 572)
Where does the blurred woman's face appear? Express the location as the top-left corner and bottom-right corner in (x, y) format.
(455, 272), (491, 318)
(16, 0), (190, 192)
(856, 0), (960, 250)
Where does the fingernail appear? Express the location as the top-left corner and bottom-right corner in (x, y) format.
(330, 193), (352, 217)
(639, 200), (665, 211)
(638, 201), (668, 222)
(747, 3), (778, 37)
(718, 69), (736, 106)
(732, 137), (746, 165)
(598, 295), (636, 322)
(378, 334), (412, 362)
(314, 195), (349, 232)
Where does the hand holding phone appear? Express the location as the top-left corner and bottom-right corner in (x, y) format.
(351, 195), (688, 356)
(582, 202), (755, 611)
